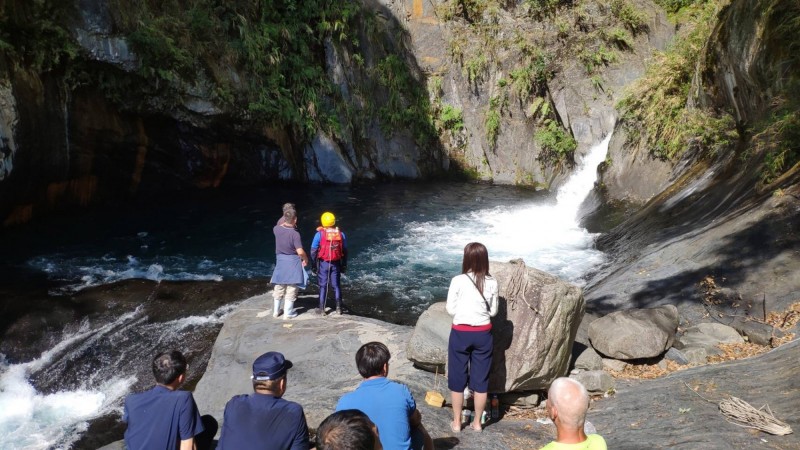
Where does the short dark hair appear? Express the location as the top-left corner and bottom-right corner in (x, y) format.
(355, 342), (390, 378)
(253, 376), (284, 393)
(152, 350), (187, 385)
(316, 409), (377, 450)
(283, 208), (297, 223)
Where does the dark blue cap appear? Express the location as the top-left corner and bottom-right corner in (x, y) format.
(252, 352), (293, 381)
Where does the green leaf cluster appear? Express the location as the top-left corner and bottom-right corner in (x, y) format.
(610, 0), (649, 34)
(579, 45), (618, 74)
(752, 107), (800, 185)
(485, 96), (502, 147)
(535, 118), (577, 165)
(509, 50), (550, 99)
(524, 0), (565, 18)
(0, 1), (80, 72)
(374, 55), (437, 144)
(439, 105), (465, 132)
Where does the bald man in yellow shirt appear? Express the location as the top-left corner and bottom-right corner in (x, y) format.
(541, 378), (607, 450)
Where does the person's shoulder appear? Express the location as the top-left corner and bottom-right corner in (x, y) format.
(225, 393), (251, 405)
(276, 397), (306, 414)
(586, 434), (607, 449)
(386, 378), (411, 391)
(173, 389), (198, 408)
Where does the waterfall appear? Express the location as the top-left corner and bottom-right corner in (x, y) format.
(357, 132), (613, 305)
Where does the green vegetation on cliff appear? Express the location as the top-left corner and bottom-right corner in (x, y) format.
(617, 0), (738, 160)
(436, 0), (648, 175)
(0, 0), (438, 149)
(619, 0), (799, 185)
(0, 2), (79, 71)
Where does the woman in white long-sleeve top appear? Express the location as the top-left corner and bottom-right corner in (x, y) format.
(446, 242), (499, 433)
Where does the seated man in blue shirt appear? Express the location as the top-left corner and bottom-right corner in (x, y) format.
(335, 342), (433, 450)
(123, 350), (217, 450)
(217, 351), (310, 450)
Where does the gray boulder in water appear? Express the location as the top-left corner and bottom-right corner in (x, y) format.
(407, 259), (585, 392)
(588, 305), (679, 359)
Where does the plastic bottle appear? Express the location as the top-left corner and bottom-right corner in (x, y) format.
(461, 409), (471, 425)
(490, 394), (500, 420)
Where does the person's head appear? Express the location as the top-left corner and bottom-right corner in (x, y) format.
(152, 350), (187, 386)
(283, 208), (297, 225)
(321, 211), (336, 227)
(316, 409), (382, 450)
(282, 202), (296, 213)
(355, 342), (390, 379)
(252, 351), (294, 396)
(546, 377), (590, 430)
(461, 242), (490, 276)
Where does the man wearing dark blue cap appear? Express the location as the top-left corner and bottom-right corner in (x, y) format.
(217, 351), (310, 450)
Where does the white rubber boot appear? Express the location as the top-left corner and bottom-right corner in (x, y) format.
(273, 298), (282, 318)
(284, 300), (298, 319)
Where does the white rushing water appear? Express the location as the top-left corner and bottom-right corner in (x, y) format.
(0, 304), (240, 450)
(359, 133), (612, 305)
(0, 315), (138, 450)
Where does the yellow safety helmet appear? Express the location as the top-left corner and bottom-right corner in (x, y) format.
(320, 212), (336, 227)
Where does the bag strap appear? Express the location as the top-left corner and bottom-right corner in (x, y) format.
(466, 274), (491, 313)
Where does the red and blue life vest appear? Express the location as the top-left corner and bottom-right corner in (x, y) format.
(317, 226), (344, 262)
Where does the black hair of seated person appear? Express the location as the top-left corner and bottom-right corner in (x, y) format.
(152, 350), (186, 385)
(316, 409), (379, 450)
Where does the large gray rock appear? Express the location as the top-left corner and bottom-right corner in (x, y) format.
(406, 302), (451, 372)
(407, 259), (585, 393)
(729, 317), (783, 346)
(574, 347), (603, 371)
(193, 294), (424, 431)
(588, 305), (679, 360)
(682, 346), (709, 365)
(191, 293), (554, 449)
(570, 370), (615, 395)
(678, 322), (744, 351)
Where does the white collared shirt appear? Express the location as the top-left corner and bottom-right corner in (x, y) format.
(446, 272), (499, 325)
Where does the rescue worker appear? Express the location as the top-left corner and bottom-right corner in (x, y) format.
(311, 212), (348, 315)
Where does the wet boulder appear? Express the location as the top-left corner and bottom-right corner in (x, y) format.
(588, 305), (679, 360)
(406, 259), (585, 392)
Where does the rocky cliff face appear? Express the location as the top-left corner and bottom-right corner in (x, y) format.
(0, 0), (673, 225)
(585, 0), (800, 321)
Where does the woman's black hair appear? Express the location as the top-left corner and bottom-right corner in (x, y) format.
(461, 242), (490, 294)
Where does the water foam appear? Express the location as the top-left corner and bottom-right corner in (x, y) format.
(356, 133), (612, 301)
(0, 316), (139, 450)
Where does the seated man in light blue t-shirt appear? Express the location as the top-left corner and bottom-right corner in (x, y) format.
(541, 378), (607, 450)
(335, 342), (433, 450)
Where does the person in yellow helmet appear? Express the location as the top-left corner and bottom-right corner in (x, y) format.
(310, 212), (348, 315)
